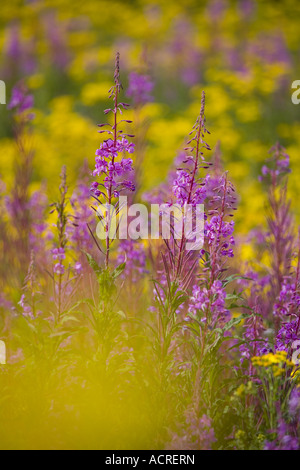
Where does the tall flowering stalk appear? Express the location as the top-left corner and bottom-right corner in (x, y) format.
(236, 144), (300, 449)
(274, 234), (300, 356)
(126, 69), (153, 196)
(43, 11), (71, 70)
(49, 167), (82, 323)
(149, 96), (240, 447)
(0, 179), (10, 293)
(240, 143), (295, 365)
(6, 83), (35, 278)
(149, 92), (212, 396)
(114, 67), (153, 292)
(261, 143), (294, 321)
(50, 166), (69, 321)
(204, 173), (236, 284)
(2, 24), (36, 80)
(85, 54), (138, 372)
(90, 52), (135, 269)
(185, 172), (237, 420)
(18, 251), (40, 320)
(69, 161), (95, 255)
(153, 92), (210, 307)
(167, 18), (202, 87)
(167, 90), (210, 285)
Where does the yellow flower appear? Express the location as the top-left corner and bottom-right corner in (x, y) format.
(272, 366), (285, 377)
(235, 430), (246, 441)
(234, 384), (246, 397)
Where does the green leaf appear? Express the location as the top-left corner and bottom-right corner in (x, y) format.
(84, 251), (102, 277)
(116, 310), (126, 319)
(60, 315), (80, 325)
(172, 293), (188, 312)
(223, 312), (249, 332)
(223, 274), (252, 287)
(112, 261), (126, 279)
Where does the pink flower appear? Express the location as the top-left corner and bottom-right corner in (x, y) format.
(54, 263), (65, 275)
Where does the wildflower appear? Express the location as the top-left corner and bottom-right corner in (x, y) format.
(74, 262), (83, 274)
(43, 11), (71, 69)
(289, 388), (300, 418)
(90, 52), (135, 268)
(116, 239), (147, 282)
(3, 24), (37, 78)
(51, 248), (66, 261)
(18, 294), (33, 319)
(173, 170), (206, 207)
(251, 351), (294, 369)
(188, 280), (230, 326)
(240, 314), (269, 363)
(121, 180), (136, 192)
(68, 170), (95, 252)
(8, 83), (34, 119)
(259, 142), (291, 183)
(205, 216), (235, 258)
(171, 92), (210, 210)
(265, 417), (299, 450)
(276, 320), (299, 353)
(234, 384), (246, 398)
(54, 263), (65, 275)
(127, 72), (154, 106)
(167, 409), (216, 450)
(235, 429), (246, 441)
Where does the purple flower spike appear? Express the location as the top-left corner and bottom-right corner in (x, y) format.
(127, 72), (154, 106)
(8, 83), (34, 120)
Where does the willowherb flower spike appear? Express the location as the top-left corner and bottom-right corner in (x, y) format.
(148, 91), (213, 320)
(8, 82), (35, 121)
(261, 143), (294, 319)
(173, 91), (211, 209)
(127, 71), (154, 106)
(272, 230), (300, 353)
(114, 51), (121, 91)
(259, 141), (291, 184)
(90, 53), (136, 267)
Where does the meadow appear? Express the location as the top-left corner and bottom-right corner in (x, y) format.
(0, 0), (300, 450)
